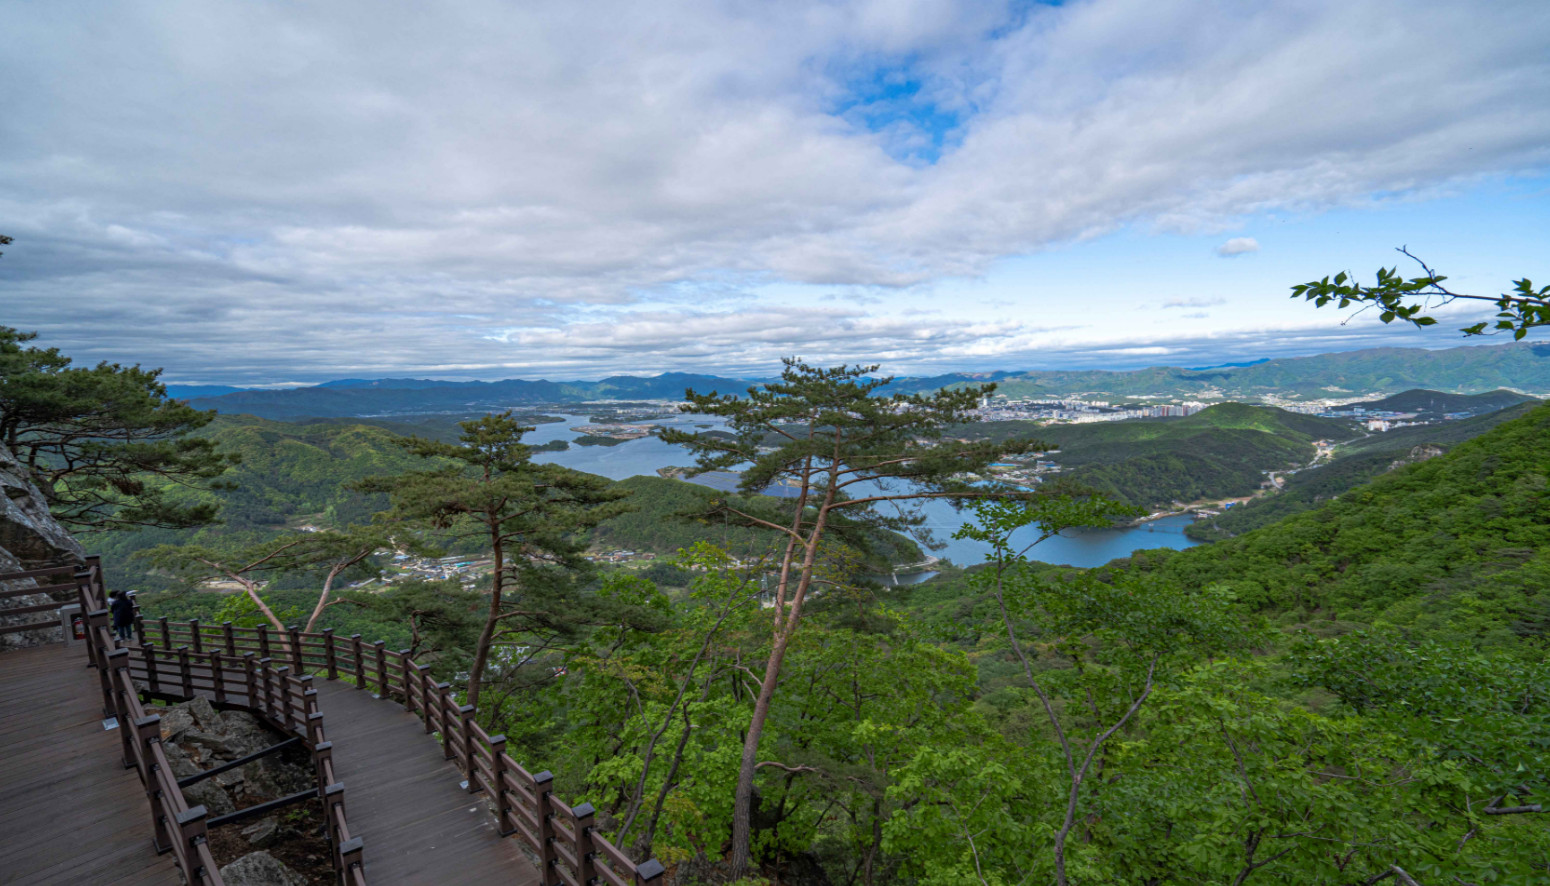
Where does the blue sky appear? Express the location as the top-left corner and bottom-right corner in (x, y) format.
(1, 0), (1547, 384)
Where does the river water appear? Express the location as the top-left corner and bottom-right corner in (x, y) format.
(528, 413), (1201, 569)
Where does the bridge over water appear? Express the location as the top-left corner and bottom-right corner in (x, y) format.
(0, 561), (664, 886)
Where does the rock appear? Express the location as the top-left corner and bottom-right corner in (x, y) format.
(0, 441), (84, 650)
(161, 742), (202, 780)
(216, 710), (274, 758)
(238, 759), (286, 800)
(239, 817), (279, 848)
(0, 441), (84, 567)
(184, 696), (223, 731)
(159, 706), (198, 741)
(182, 778), (236, 816)
(218, 851), (308, 886)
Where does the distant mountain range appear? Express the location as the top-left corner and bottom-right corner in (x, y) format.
(179, 341), (1550, 420)
(1325, 388), (1537, 418)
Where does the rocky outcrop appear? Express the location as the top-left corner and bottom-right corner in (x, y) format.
(0, 441), (86, 649)
(0, 441), (82, 566)
(218, 850), (309, 886)
(158, 698), (313, 813)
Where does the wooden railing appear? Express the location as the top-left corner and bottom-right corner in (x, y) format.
(6, 559), (367, 886)
(0, 562), (84, 639)
(2, 555), (664, 886)
(134, 609), (668, 885)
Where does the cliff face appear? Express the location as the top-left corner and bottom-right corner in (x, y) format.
(0, 441), (85, 648)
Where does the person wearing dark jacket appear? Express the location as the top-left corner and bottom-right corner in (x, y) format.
(109, 589), (135, 643)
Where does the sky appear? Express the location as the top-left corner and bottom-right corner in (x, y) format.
(2, 0), (1548, 386)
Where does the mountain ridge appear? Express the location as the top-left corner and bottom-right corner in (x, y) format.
(181, 341), (1550, 420)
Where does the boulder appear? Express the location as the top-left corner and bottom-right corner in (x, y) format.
(158, 707), (198, 742)
(239, 817), (280, 849)
(218, 851), (308, 886)
(182, 778), (236, 817)
(217, 710), (275, 758)
(160, 741), (202, 780)
(0, 441), (85, 649)
(0, 441), (83, 567)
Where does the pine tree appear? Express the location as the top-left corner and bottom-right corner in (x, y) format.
(659, 358), (1044, 876)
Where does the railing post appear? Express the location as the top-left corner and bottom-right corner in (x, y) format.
(572, 801), (599, 886)
(399, 649), (413, 710)
(257, 624), (271, 660)
(324, 781), (346, 849)
(211, 651), (226, 704)
(533, 770), (559, 882)
(243, 652), (257, 708)
(189, 618), (202, 655)
(132, 594), (146, 646)
(418, 665), (434, 733)
(458, 704), (478, 788)
(439, 684), (455, 760)
(350, 633), (364, 688)
(288, 624), (303, 672)
(223, 621), (236, 656)
(177, 645), (193, 698)
(135, 714), (172, 853)
(490, 735), (514, 836)
(88, 608), (114, 714)
(107, 648), (136, 767)
(323, 628), (337, 680)
(312, 741), (333, 798)
(374, 641), (387, 696)
(174, 806), (211, 875)
(144, 643), (161, 694)
(636, 858), (667, 885)
(338, 835), (364, 885)
(258, 657), (274, 717)
(275, 666), (293, 730)
(158, 616), (170, 650)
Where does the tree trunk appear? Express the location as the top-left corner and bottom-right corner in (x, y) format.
(466, 531), (504, 711)
(728, 630), (791, 875)
(728, 511), (828, 876)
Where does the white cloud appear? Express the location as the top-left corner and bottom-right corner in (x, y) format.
(1215, 237), (1261, 258)
(0, 0), (1546, 381)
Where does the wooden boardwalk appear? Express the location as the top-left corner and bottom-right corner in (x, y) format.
(0, 641), (543, 886)
(316, 680), (542, 886)
(0, 643), (182, 886)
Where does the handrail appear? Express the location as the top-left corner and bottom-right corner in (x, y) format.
(135, 604), (668, 884)
(4, 560), (368, 886)
(0, 563), (80, 636)
(67, 561), (226, 886)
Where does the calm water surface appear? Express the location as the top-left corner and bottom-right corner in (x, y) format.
(531, 414), (1202, 568)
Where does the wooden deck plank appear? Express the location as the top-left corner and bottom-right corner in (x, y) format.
(315, 680), (543, 886)
(0, 643), (182, 886)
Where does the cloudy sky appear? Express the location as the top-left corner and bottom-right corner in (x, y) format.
(3, 0), (1547, 385)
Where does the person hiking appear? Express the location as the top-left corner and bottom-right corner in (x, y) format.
(109, 589), (135, 643)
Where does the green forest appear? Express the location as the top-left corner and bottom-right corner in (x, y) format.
(133, 399), (1550, 885)
(967, 403), (1359, 509)
(6, 323), (1547, 885)
(1189, 400), (1540, 540)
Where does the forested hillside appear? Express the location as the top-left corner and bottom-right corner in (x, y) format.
(1329, 387), (1536, 417)
(971, 403), (1357, 508)
(98, 416), (924, 591)
(876, 401), (1550, 882)
(1188, 400), (1539, 539)
(1145, 400), (1550, 645)
(104, 390), (1550, 883)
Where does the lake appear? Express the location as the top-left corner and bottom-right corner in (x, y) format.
(530, 413), (1202, 568)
